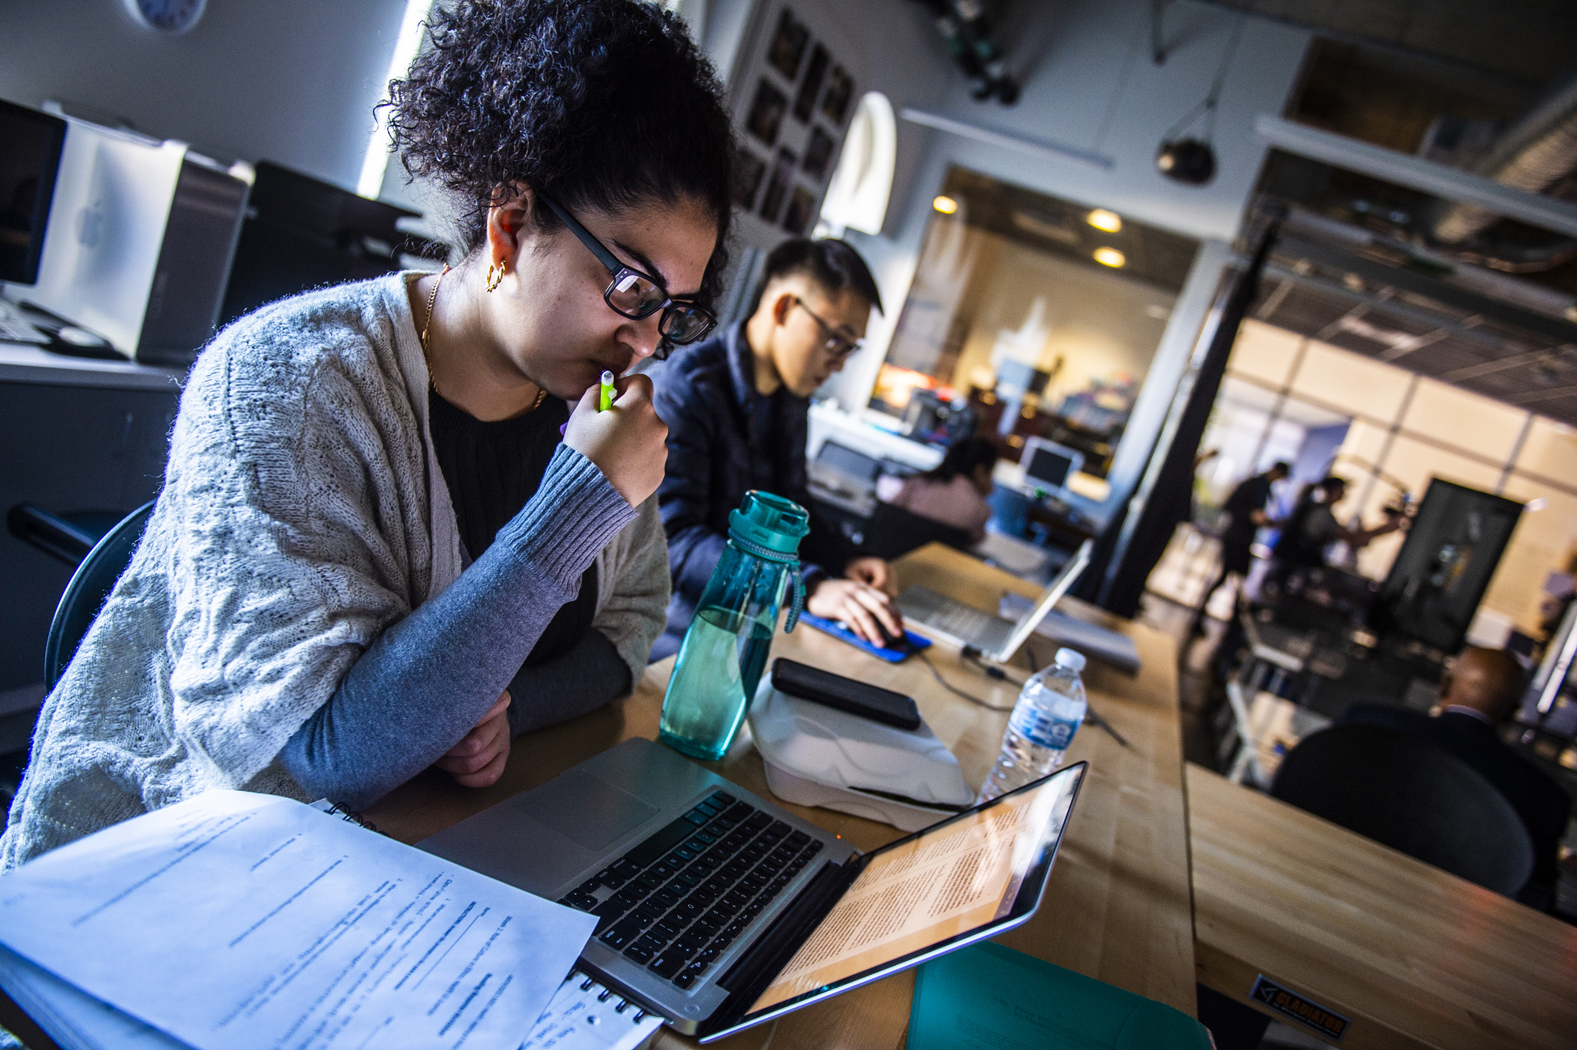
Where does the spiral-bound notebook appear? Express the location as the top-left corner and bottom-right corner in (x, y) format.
(523, 971), (665, 1050)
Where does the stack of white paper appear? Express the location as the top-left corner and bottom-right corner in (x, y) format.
(0, 791), (598, 1050)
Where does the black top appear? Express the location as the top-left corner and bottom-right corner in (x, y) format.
(1221, 473), (1273, 551)
(428, 388), (597, 665)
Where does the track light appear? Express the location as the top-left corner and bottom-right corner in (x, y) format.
(1156, 139), (1217, 185)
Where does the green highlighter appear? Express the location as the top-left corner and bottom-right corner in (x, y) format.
(599, 369), (615, 411)
(907, 942), (1213, 1050)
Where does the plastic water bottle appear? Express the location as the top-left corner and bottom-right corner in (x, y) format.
(976, 648), (1087, 803)
(659, 491), (809, 761)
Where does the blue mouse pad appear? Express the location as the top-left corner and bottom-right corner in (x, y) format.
(799, 612), (931, 663)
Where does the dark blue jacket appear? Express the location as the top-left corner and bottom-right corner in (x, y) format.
(1338, 704), (1572, 896)
(649, 322), (847, 660)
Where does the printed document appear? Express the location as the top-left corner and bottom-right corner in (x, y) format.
(0, 790), (595, 1050)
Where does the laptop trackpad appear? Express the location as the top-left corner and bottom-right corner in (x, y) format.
(517, 769), (659, 853)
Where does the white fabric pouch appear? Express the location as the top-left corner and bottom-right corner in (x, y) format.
(747, 676), (976, 832)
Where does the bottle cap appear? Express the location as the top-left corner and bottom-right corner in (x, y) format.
(728, 490), (810, 555)
(1054, 647), (1086, 672)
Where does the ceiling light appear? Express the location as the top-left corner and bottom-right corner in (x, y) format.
(1093, 247), (1126, 268)
(1087, 209), (1122, 233)
(933, 195), (959, 215)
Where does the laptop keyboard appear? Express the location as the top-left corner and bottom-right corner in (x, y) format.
(928, 600), (994, 639)
(559, 791), (825, 991)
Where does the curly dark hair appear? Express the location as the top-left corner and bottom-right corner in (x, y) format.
(387, 0), (735, 307)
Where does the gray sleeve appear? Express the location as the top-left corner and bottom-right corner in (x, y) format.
(505, 629), (632, 737)
(279, 446), (636, 810)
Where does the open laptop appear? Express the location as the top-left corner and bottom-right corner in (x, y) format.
(898, 539), (1093, 662)
(419, 738), (1085, 1041)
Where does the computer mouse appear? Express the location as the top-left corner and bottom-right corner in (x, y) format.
(876, 620), (916, 654)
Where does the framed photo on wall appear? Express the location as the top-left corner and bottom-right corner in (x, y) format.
(746, 80), (789, 146)
(767, 9), (809, 81)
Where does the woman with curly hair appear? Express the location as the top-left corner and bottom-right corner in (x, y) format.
(1, 0), (734, 867)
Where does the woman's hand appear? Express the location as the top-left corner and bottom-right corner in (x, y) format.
(436, 692), (512, 788)
(564, 373), (668, 506)
(806, 578), (905, 646)
(844, 556), (892, 593)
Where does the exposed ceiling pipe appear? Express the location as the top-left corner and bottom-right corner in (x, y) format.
(1426, 72), (1577, 268)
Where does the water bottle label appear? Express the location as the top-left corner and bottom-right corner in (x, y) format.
(1011, 708), (1080, 750)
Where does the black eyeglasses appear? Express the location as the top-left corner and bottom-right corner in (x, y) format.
(539, 194), (716, 355)
(792, 296), (865, 362)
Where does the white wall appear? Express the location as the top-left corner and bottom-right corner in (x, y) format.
(0, 0), (409, 191)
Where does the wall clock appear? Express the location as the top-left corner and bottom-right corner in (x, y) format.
(124, 0), (207, 34)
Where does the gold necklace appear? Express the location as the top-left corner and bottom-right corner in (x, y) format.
(419, 265), (548, 414)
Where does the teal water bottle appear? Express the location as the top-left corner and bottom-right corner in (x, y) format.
(659, 491), (810, 761)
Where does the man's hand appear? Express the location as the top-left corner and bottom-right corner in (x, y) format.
(436, 692), (511, 788)
(806, 578), (904, 646)
(844, 555), (892, 593)
(563, 373), (668, 506)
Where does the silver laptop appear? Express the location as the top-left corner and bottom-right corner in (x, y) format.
(898, 539), (1093, 662)
(418, 737), (1085, 1041)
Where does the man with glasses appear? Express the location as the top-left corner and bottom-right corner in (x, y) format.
(650, 238), (905, 659)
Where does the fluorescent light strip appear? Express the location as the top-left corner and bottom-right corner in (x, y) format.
(357, 0), (433, 200)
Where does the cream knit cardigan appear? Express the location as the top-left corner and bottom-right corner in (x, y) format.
(0, 275), (668, 868)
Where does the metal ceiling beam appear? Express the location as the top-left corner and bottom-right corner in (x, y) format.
(1275, 233), (1577, 346)
(899, 108), (1116, 170)
(1255, 115), (1577, 239)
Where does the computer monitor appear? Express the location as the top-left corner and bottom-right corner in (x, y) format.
(1372, 478), (1522, 652)
(813, 441), (882, 486)
(0, 100), (66, 286)
(1021, 437), (1082, 494)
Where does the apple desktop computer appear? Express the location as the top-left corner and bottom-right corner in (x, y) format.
(10, 103), (252, 365)
(1020, 437), (1082, 498)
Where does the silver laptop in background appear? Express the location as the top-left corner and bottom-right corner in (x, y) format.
(898, 539), (1092, 662)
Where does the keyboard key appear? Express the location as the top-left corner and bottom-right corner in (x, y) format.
(695, 946), (721, 965)
(672, 845), (700, 861)
(808, 840), (824, 852)
(624, 937), (660, 964)
(577, 877), (603, 894)
(673, 971), (697, 989)
(599, 914), (646, 949)
(673, 869), (702, 889)
(567, 891), (598, 911)
(682, 808), (709, 826)
(674, 898), (703, 921)
(623, 817), (700, 868)
(707, 791), (736, 807)
(635, 901), (668, 924)
(652, 886), (682, 908)
(743, 813), (772, 833)
(650, 948), (690, 979)
(788, 830), (810, 846)
(689, 830), (718, 846)
(767, 820), (792, 839)
(651, 919), (683, 943)
(611, 858), (643, 880)
(677, 928), (709, 953)
(592, 898), (628, 929)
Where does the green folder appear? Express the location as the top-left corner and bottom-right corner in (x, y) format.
(907, 942), (1213, 1050)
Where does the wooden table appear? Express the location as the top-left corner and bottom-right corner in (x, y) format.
(363, 543), (1194, 1049)
(1189, 762), (1577, 1050)
(0, 544), (1195, 1049)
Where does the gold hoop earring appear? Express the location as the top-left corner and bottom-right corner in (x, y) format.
(485, 259), (507, 292)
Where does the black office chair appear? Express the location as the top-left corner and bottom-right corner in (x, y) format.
(1270, 724), (1535, 897)
(859, 501), (972, 561)
(7, 503), (132, 565)
(42, 501), (155, 690)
